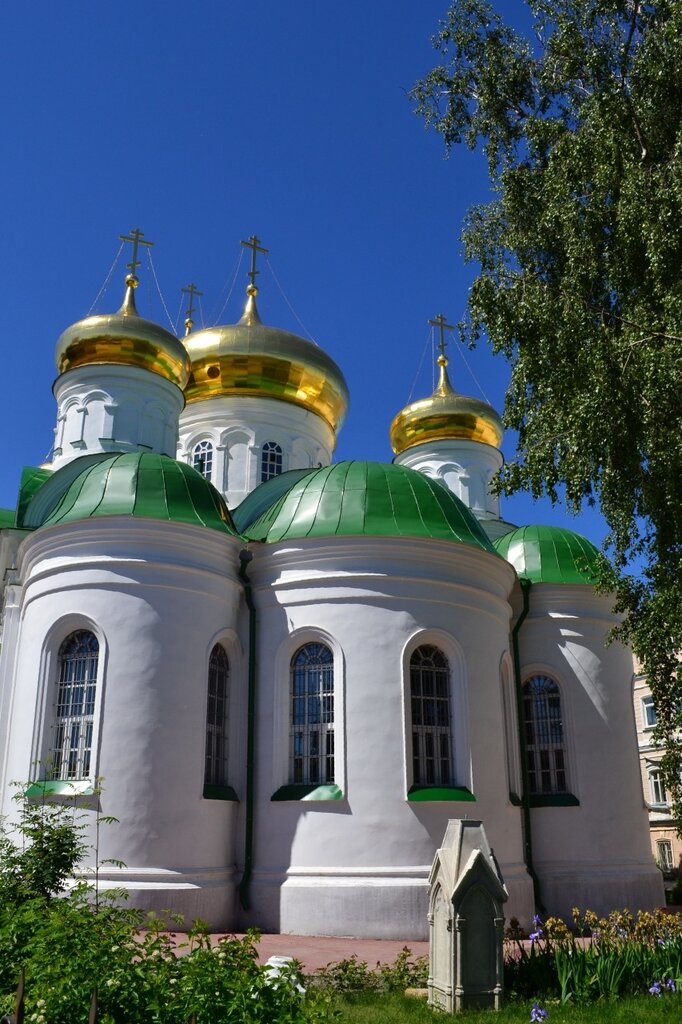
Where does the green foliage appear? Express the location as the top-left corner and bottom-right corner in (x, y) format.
(412, 0), (682, 819)
(314, 948), (428, 995)
(0, 788), (334, 1023)
(505, 908), (682, 1003)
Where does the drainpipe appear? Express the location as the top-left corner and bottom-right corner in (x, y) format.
(511, 578), (545, 913)
(237, 549), (256, 911)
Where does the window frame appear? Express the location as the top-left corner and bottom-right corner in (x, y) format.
(522, 673), (570, 799)
(271, 629), (345, 801)
(204, 643), (230, 791)
(34, 619), (106, 795)
(260, 440), (283, 483)
(192, 439), (214, 481)
(649, 768), (668, 807)
(402, 631), (471, 801)
(657, 839), (674, 872)
(642, 695), (657, 730)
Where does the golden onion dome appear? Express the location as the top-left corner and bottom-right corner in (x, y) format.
(390, 352), (503, 455)
(55, 275), (190, 389)
(183, 285), (349, 433)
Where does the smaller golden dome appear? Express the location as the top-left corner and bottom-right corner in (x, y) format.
(55, 275), (191, 389)
(183, 286), (349, 433)
(390, 353), (503, 455)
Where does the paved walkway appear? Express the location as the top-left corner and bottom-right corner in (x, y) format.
(174, 933), (429, 973)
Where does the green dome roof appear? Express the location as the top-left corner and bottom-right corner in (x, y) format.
(32, 452), (238, 535)
(244, 461), (497, 551)
(494, 525), (600, 584)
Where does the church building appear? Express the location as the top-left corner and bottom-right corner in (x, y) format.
(0, 233), (663, 938)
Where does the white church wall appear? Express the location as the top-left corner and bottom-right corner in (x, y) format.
(517, 584), (664, 918)
(51, 364), (183, 469)
(178, 395), (334, 507)
(242, 535), (534, 938)
(395, 439), (503, 521)
(1, 518), (245, 928)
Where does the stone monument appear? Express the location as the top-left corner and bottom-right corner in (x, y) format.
(428, 819), (507, 1012)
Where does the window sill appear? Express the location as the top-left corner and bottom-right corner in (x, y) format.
(408, 785), (475, 802)
(25, 779), (95, 798)
(271, 783), (343, 802)
(203, 783), (239, 802)
(529, 793), (579, 807)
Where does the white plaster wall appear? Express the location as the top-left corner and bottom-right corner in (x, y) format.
(178, 396), (335, 508)
(395, 439), (503, 521)
(51, 365), (184, 469)
(242, 536), (533, 938)
(2, 518), (245, 928)
(516, 582), (664, 918)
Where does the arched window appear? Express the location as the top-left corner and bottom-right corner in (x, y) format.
(192, 440), (213, 480)
(522, 675), (567, 795)
(205, 644), (229, 786)
(49, 630), (99, 780)
(290, 643), (334, 784)
(410, 645), (452, 786)
(261, 441), (283, 482)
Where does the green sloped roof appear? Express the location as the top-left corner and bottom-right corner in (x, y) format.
(33, 452), (238, 535)
(0, 508), (15, 528)
(244, 460), (497, 551)
(232, 467), (317, 532)
(493, 525), (600, 584)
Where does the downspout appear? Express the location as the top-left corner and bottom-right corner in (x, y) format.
(237, 549), (256, 911)
(511, 578), (545, 913)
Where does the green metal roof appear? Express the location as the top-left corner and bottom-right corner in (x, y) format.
(232, 467), (316, 531)
(0, 508), (15, 528)
(34, 452), (238, 535)
(244, 461), (497, 551)
(493, 525), (601, 584)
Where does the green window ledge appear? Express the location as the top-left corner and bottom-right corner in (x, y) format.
(25, 779), (95, 798)
(271, 783), (343, 802)
(408, 785), (475, 802)
(529, 793), (579, 808)
(203, 783), (239, 802)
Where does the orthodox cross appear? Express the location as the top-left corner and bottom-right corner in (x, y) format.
(181, 282), (203, 325)
(428, 313), (455, 359)
(119, 228), (153, 276)
(240, 234), (269, 288)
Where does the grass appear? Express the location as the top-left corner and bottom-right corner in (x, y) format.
(331, 993), (682, 1023)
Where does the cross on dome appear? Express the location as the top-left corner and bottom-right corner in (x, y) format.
(119, 228), (154, 285)
(182, 282), (203, 335)
(240, 234), (269, 291)
(428, 313), (455, 363)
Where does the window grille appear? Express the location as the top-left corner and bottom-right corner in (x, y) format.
(261, 441), (283, 482)
(410, 645), (452, 786)
(657, 839), (674, 872)
(192, 440), (213, 480)
(49, 631), (99, 780)
(522, 675), (567, 795)
(290, 643), (334, 785)
(650, 770), (668, 806)
(642, 695), (657, 729)
(205, 644), (230, 786)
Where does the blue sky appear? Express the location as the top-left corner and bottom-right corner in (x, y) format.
(0, 1), (607, 546)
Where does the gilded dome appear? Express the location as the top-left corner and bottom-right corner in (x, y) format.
(183, 287), (349, 433)
(243, 460), (497, 552)
(55, 277), (190, 389)
(390, 354), (503, 455)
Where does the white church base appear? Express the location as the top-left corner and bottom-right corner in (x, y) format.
(537, 863), (665, 923)
(94, 867), (239, 931)
(242, 866), (535, 939)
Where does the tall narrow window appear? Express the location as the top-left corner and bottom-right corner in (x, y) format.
(657, 839), (674, 872)
(192, 440), (213, 480)
(49, 631), (99, 780)
(290, 643), (334, 785)
(650, 769), (667, 806)
(261, 441), (283, 482)
(523, 675), (567, 795)
(205, 644), (229, 786)
(642, 695), (657, 729)
(410, 645), (452, 786)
